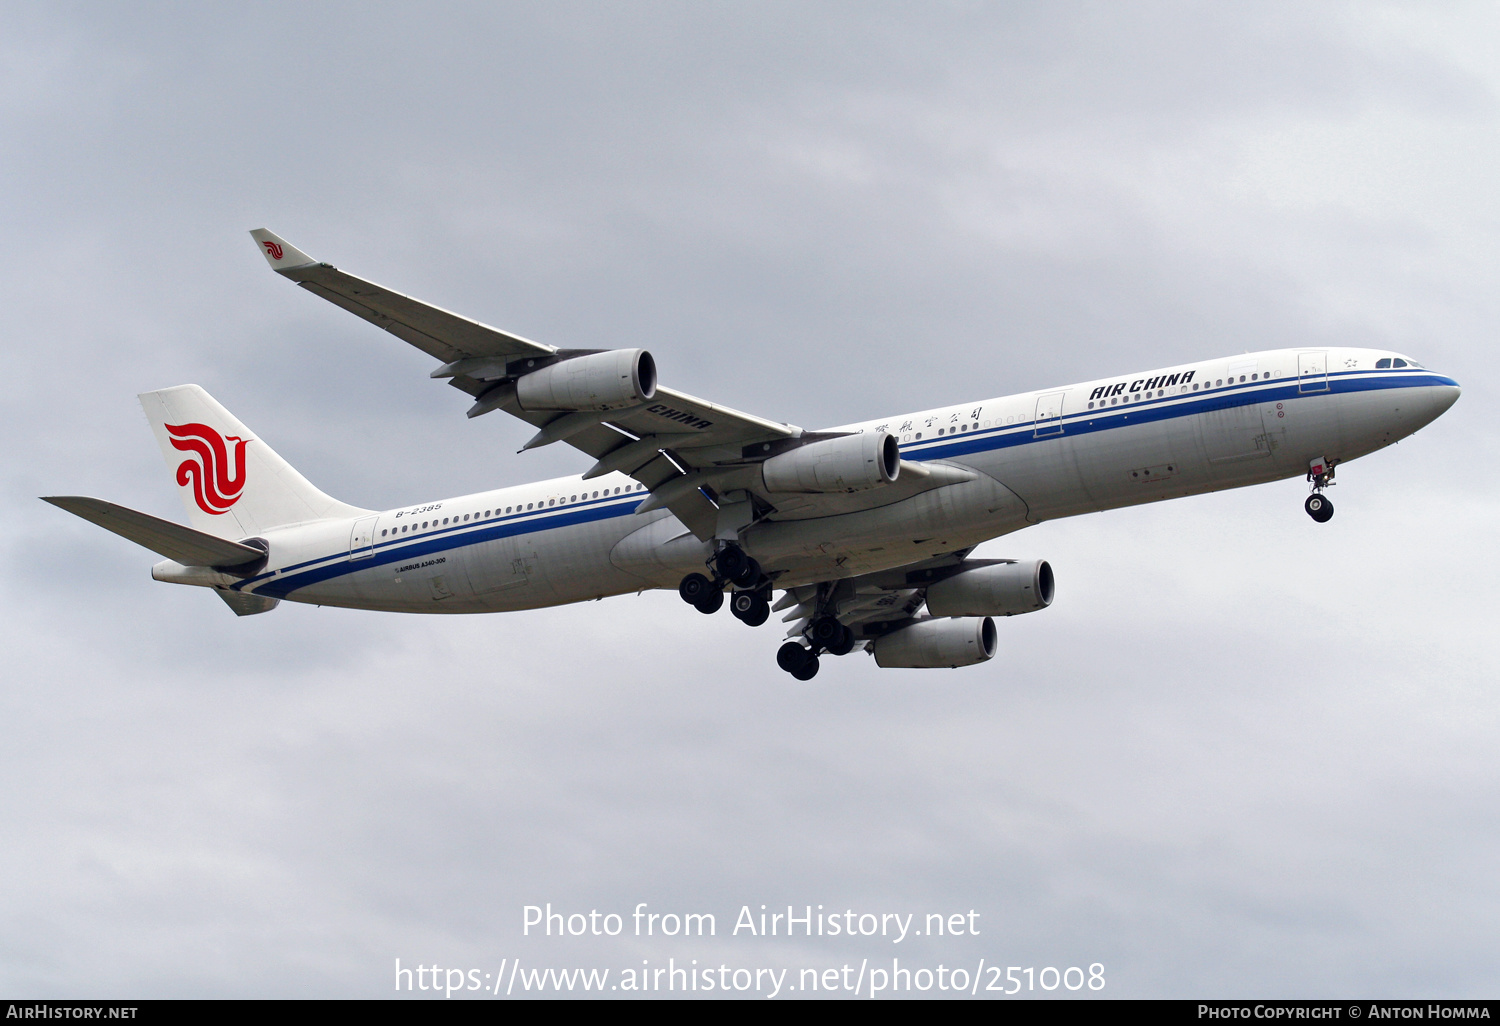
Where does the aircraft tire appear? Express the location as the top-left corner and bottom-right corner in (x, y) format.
(730, 556), (762, 587)
(679, 573), (715, 604)
(694, 587), (724, 614)
(791, 654), (820, 681)
(777, 641), (810, 673)
(808, 615), (844, 647)
(715, 545), (748, 581)
(826, 625), (856, 656)
(731, 591), (771, 626)
(1305, 494), (1334, 523)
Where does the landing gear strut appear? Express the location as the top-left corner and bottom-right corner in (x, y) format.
(1305, 456), (1336, 523)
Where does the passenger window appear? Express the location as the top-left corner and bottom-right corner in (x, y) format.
(915, 432), (923, 439)
(526, 503), (533, 511)
(381, 529), (387, 536)
(1216, 379), (1222, 387)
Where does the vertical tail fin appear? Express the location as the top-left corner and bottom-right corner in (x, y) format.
(139, 384), (369, 537)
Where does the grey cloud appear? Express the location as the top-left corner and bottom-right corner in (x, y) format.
(1, 0), (1496, 999)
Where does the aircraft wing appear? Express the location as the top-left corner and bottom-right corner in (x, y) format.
(251, 230), (962, 540)
(250, 229), (553, 364)
(773, 550), (980, 641)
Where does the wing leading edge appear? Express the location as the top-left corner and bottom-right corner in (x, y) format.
(249, 229), (965, 541)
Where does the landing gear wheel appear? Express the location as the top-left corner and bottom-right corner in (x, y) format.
(730, 591), (770, 627)
(825, 625), (856, 657)
(791, 653), (820, 681)
(730, 556), (762, 587)
(777, 641), (811, 674)
(678, 573), (715, 605)
(694, 587), (724, 614)
(713, 545), (752, 583)
(1305, 494), (1334, 523)
(715, 547), (762, 587)
(808, 616), (845, 649)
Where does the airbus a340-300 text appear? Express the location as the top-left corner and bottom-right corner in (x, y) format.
(46, 231), (1461, 678)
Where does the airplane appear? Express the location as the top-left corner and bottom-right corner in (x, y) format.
(44, 230), (1461, 679)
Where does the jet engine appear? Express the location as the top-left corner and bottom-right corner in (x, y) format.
(870, 617), (997, 669)
(761, 432), (900, 493)
(515, 349), (657, 411)
(924, 559), (1053, 617)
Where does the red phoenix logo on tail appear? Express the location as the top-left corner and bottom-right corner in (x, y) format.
(166, 423), (251, 514)
(262, 240), (284, 260)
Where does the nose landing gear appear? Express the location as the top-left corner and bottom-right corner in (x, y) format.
(1304, 493), (1334, 523)
(1305, 456), (1337, 523)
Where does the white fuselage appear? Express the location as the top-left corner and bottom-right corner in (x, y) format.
(206, 347), (1459, 613)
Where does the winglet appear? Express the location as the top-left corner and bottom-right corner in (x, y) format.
(248, 229), (317, 272)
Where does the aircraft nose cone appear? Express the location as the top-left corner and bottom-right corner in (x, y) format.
(1436, 381), (1461, 414)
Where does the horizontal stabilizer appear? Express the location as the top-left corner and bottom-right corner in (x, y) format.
(41, 496), (265, 568)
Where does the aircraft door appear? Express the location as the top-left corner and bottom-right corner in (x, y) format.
(349, 515), (378, 560)
(1298, 351), (1329, 393)
(1033, 392), (1065, 437)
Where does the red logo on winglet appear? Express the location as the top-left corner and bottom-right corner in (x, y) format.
(166, 423), (250, 515)
(262, 240), (284, 261)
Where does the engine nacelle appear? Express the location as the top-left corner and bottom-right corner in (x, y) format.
(761, 432), (900, 494)
(871, 617), (997, 669)
(924, 560), (1053, 617)
(515, 349), (657, 411)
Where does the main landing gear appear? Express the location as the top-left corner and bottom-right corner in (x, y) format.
(1305, 456), (1337, 523)
(775, 615), (856, 681)
(677, 543), (770, 624)
(677, 545), (858, 681)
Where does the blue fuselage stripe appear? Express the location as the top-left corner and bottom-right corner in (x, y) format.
(248, 370), (1454, 599)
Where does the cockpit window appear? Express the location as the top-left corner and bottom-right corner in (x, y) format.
(1376, 358), (1392, 369)
(1392, 358), (1407, 368)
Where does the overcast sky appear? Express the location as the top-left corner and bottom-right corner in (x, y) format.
(3, 1), (1498, 999)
